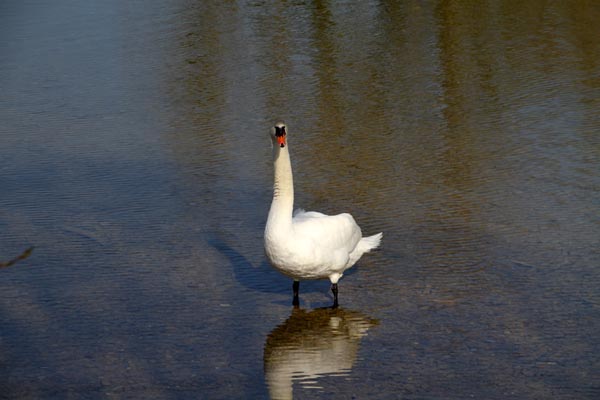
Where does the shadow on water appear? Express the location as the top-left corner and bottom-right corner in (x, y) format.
(207, 233), (287, 295)
(264, 306), (378, 400)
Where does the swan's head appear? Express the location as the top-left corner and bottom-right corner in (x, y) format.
(270, 122), (287, 148)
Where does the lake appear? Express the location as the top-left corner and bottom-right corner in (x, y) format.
(1, 1), (599, 399)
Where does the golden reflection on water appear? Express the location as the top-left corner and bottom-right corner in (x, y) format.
(264, 307), (378, 400)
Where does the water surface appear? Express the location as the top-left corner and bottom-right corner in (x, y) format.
(1, 1), (599, 399)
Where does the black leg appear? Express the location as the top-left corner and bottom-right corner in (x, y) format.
(331, 283), (339, 308)
(292, 280), (300, 307)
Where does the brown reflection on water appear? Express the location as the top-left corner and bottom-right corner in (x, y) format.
(0, 247), (34, 269)
(264, 307), (377, 400)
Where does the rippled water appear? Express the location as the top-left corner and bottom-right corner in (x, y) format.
(1, 1), (599, 399)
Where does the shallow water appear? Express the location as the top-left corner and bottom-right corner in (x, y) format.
(1, 1), (599, 399)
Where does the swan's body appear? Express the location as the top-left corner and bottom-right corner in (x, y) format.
(264, 122), (382, 306)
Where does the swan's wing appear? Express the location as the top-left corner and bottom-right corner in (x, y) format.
(293, 208), (327, 219)
(292, 212), (362, 255)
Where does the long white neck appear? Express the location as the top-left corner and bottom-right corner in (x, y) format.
(266, 145), (294, 233)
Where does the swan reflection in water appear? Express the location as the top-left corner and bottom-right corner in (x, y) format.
(264, 307), (378, 400)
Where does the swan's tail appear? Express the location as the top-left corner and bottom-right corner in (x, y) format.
(359, 232), (383, 253)
(346, 232), (383, 269)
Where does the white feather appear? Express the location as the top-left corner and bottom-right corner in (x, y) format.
(264, 123), (382, 285)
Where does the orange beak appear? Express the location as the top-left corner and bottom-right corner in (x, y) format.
(277, 134), (286, 148)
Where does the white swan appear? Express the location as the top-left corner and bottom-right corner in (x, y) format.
(264, 122), (382, 307)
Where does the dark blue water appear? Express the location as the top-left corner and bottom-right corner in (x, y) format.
(1, 1), (599, 399)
